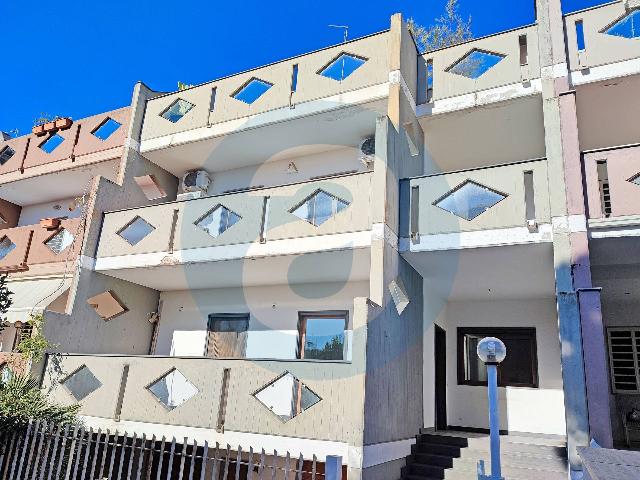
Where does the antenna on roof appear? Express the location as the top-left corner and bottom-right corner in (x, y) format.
(329, 24), (349, 43)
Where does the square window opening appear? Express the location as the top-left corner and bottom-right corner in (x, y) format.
(160, 98), (195, 123)
(297, 311), (348, 361)
(39, 134), (65, 154)
(457, 327), (538, 388)
(92, 118), (122, 141)
(0, 146), (15, 165)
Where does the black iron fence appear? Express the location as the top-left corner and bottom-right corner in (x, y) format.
(0, 421), (342, 480)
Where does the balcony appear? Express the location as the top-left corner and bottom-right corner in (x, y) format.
(417, 24), (541, 115)
(139, 32), (389, 174)
(0, 218), (82, 276)
(399, 159), (552, 252)
(584, 145), (640, 233)
(0, 109), (128, 204)
(42, 297), (369, 454)
(95, 173), (373, 290)
(566, 2), (640, 84)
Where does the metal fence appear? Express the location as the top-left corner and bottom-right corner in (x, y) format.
(0, 421), (342, 480)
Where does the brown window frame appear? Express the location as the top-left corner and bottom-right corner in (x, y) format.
(205, 313), (250, 359)
(457, 327), (539, 388)
(297, 311), (348, 361)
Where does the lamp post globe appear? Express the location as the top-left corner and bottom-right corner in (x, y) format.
(477, 336), (507, 364)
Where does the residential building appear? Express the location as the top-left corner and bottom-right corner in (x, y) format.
(0, 0), (638, 478)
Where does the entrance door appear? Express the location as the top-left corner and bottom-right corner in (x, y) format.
(435, 325), (447, 431)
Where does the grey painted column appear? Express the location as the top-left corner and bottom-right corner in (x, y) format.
(535, 0), (613, 473)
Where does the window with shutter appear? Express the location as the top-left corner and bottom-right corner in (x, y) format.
(607, 327), (640, 394)
(205, 313), (249, 358)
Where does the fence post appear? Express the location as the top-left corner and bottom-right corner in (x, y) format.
(325, 456), (342, 480)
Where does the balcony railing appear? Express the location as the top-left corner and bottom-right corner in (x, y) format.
(400, 159), (551, 244)
(0, 108), (129, 180)
(96, 172), (372, 263)
(419, 24), (540, 104)
(584, 145), (640, 221)
(42, 298), (369, 443)
(0, 218), (82, 273)
(140, 32), (389, 143)
(565, 2), (640, 72)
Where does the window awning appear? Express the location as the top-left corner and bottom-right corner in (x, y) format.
(4, 277), (72, 323)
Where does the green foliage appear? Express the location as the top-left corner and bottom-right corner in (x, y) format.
(177, 81), (194, 91)
(0, 273), (13, 335)
(408, 0), (473, 53)
(304, 336), (345, 360)
(33, 112), (55, 127)
(0, 374), (79, 432)
(17, 313), (56, 363)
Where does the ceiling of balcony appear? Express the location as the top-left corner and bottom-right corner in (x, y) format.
(403, 242), (556, 301)
(141, 99), (385, 176)
(419, 95), (546, 174)
(576, 73), (640, 151)
(99, 247), (371, 291)
(0, 160), (120, 206)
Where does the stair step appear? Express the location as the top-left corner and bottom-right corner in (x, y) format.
(409, 454), (453, 468)
(402, 463), (445, 478)
(417, 434), (468, 447)
(412, 444), (461, 457)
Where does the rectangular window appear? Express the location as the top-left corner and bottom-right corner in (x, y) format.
(607, 328), (640, 394)
(206, 313), (249, 358)
(297, 311), (348, 361)
(575, 20), (586, 51)
(291, 64), (299, 92)
(426, 59), (434, 102)
(596, 160), (612, 218)
(209, 87), (217, 112)
(523, 170), (536, 221)
(519, 34), (528, 66)
(457, 327), (538, 388)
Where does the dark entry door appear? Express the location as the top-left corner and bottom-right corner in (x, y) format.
(435, 325), (447, 430)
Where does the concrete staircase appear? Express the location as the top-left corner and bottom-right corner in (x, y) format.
(400, 429), (568, 480)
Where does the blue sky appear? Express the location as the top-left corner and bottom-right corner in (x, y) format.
(0, 0), (607, 136)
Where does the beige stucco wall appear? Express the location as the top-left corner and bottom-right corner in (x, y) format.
(96, 172), (372, 259)
(407, 159), (550, 236)
(141, 32), (390, 141)
(424, 25), (540, 102)
(44, 297), (370, 446)
(426, 297), (566, 435)
(155, 281), (369, 359)
(565, 2), (640, 71)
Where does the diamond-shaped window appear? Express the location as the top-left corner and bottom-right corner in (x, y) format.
(92, 118), (122, 141)
(0, 236), (16, 260)
(319, 53), (367, 81)
(62, 365), (102, 401)
(232, 78), (273, 104)
(46, 228), (74, 254)
(253, 371), (321, 422)
(603, 9), (640, 39)
(39, 134), (65, 154)
(628, 173), (640, 186)
(195, 205), (241, 238)
(447, 49), (505, 79)
(147, 369), (198, 410)
(160, 98), (195, 123)
(434, 180), (507, 221)
(0, 146), (15, 165)
(291, 189), (349, 227)
(117, 216), (155, 245)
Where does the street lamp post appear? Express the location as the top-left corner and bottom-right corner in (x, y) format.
(477, 337), (507, 480)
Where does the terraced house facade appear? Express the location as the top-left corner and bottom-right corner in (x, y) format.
(1, 0), (640, 478)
